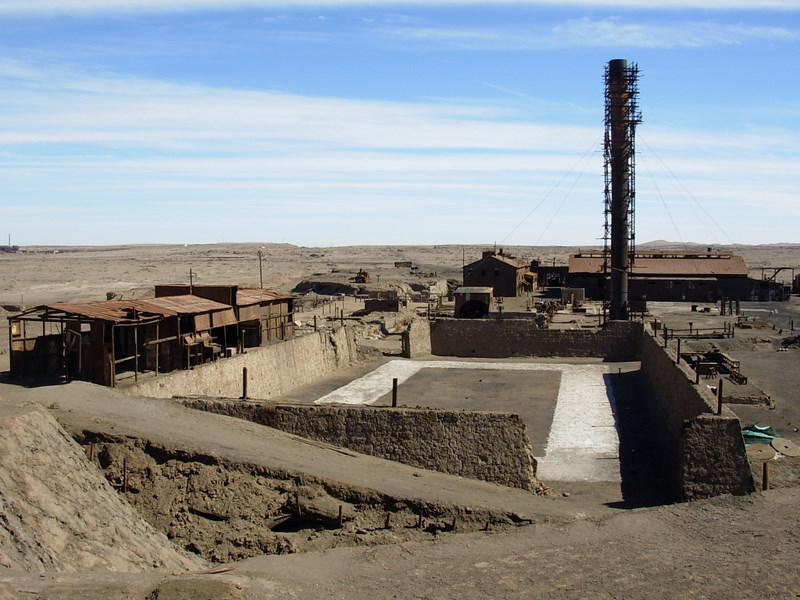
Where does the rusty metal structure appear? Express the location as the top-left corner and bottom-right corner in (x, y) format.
(603, 59), (641, 320)
(8, 285), (294, 387)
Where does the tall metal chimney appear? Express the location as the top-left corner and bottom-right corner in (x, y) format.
(604, 59), (641, 321)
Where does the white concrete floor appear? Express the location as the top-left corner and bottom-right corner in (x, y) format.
(314, 359), (620, 483)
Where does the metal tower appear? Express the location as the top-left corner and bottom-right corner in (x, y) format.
(603, 59), (641, 321)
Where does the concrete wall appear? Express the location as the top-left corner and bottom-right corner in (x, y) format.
(639, 328), (754, 500)
(124, 325), (359, 400)
(430, 319), (641, 361)
(181, 400), (539, 491)
(401, 318), (432, 358)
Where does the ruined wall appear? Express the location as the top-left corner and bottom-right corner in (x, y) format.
(181, 400), (539, 491)
(430, 319), (641, 360)
(639, 328), (754, 500)
(401, 318), (432, 358)
(124, 325), (359, 400)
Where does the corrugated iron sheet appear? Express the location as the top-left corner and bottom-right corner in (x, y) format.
(236, 289), (292, 306)
(40, 301), (140, 323)
(136, 295), (232, 316)
(211, 308), (238, 328)
(34, 295), (234, 323)
(464, 255), (528, 271)
(569, 253), (748, 276)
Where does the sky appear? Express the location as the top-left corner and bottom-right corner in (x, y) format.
(1, 0), (798, 247)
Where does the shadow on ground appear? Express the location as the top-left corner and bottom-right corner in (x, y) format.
(604, 369), (677, 508)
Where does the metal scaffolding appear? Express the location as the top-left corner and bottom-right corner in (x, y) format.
(602, 59), (642, 320)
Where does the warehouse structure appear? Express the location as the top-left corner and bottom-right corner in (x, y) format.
(8, 285), (294, 386)
(462, 249), (533, 297)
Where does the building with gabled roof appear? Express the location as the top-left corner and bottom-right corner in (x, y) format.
(462, 249), (533, 298)
(564, 251), (785, 302)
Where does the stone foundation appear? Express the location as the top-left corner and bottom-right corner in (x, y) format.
(181, 400), (541, 492)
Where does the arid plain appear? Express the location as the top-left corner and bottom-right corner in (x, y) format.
(1, 242), (800, 600)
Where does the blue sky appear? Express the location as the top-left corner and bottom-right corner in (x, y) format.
(1, 0), (798, 247)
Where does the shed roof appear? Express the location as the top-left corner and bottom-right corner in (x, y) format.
(33, 295), (232, 323)
(455, 287), (494, 294)
(568, 252), (748, 277)
(236, 289), (292, 306)
(464, 253), (529, 271)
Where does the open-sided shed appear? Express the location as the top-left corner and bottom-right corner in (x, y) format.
(235, 288), (294, 347)
(155, 284), (294, 349)
(9, 295), (235, 386)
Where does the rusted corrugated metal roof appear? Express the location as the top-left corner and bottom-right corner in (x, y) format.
(465, 254), (529, 270)
(236, 289), (292, 306)
(569, 253), (748, 276)
(40, 301), (138, 322)
(135, 295), (231, 316)
(37, 295), (233, 323)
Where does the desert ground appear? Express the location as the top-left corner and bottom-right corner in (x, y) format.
(1, 242), (799, 599)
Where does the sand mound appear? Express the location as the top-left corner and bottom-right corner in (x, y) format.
(0, 401), (203, 573)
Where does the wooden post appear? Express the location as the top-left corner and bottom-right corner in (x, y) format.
(417, 511), (424, 529)
(695, 359), (700, 385)
(258, 250), (263, 289)
(663, 327), (668, 348)
(688, 322), (693, 335)
(133, 324), (139, 382)
(338, 505), (343, 528)
(155, 321), (159, 377)
(384, 512), (391, 529)
(242, 367), (248, 400)
(717, 379), (724, 415)
(392, 378), (398, 408)
(122, 457), (128, 494)
(762, 461), (770, 491)
(313, 315), (317, 332)
(110, 323), (116, 387)
(676, 338), (681, 364)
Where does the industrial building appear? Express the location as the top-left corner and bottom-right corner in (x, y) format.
(462, 249), (533, 297)
(8, 285), (293, 387)
(529, 250), (787, 303)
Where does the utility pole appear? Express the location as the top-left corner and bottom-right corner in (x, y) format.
(258, 250), (263, 289)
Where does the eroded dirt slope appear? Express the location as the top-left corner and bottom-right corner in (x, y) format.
(0, 401), (202, 573)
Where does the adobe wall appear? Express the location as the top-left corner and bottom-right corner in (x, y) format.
(401, 318), (432, 358)
(124, 325), (359, 401)
(430, 318), (641, 360)
(180, 400), (540, 491)
(639, 328), (754, 500)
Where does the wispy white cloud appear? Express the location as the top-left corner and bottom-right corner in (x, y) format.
(1, 59), (798, 246)
(1, 0), (798, 17)
(381, 17), (798, 49)
(0, 59), (596, 152)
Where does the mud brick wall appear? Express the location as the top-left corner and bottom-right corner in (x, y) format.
(639, 328), (754, 500)
(124, 326), (359, 401)
(402, 318), (432, 358)
(181, 400), (538, 491)
(430, 319), (641, 360)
